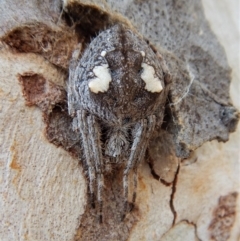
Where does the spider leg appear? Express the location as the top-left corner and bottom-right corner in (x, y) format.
(68, 44), (82, 117)
(123, 119), (147, 218)
(87, 114), (104, 223)
(131, 115), (156, 205)
(77, 110), (96, 208)
(123, 115), (156, 219)
(131, 168), (138, 205)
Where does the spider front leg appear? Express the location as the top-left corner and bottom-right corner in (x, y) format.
(123, 115), (156, 218)
(77, 109), (104, 222)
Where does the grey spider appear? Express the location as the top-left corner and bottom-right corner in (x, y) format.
(68, 24), (169, 222)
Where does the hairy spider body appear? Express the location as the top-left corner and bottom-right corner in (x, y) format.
(68, 25), (168, 221)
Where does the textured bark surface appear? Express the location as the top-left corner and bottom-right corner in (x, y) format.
(0, 1), (239, 241)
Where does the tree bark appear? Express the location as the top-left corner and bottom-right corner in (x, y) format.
(0, 1), (239, 241)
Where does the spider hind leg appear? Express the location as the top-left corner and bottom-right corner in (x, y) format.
(77, 110), (104, 222)
(122, 115), (156, 219)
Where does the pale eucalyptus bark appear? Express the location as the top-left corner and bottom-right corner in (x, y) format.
(0, 1), (239, 241)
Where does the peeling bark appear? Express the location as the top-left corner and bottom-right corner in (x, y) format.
(0, 1), (239, 241)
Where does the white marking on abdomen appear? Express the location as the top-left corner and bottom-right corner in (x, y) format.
(89, 64), (112, 93)
(141, 63), (163, 93)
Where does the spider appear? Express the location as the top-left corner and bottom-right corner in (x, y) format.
(68, 24), (169, 222)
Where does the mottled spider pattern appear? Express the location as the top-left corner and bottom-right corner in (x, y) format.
(68, 25), (169, 221)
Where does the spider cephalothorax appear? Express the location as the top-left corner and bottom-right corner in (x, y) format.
(68, 24), (169, 221)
